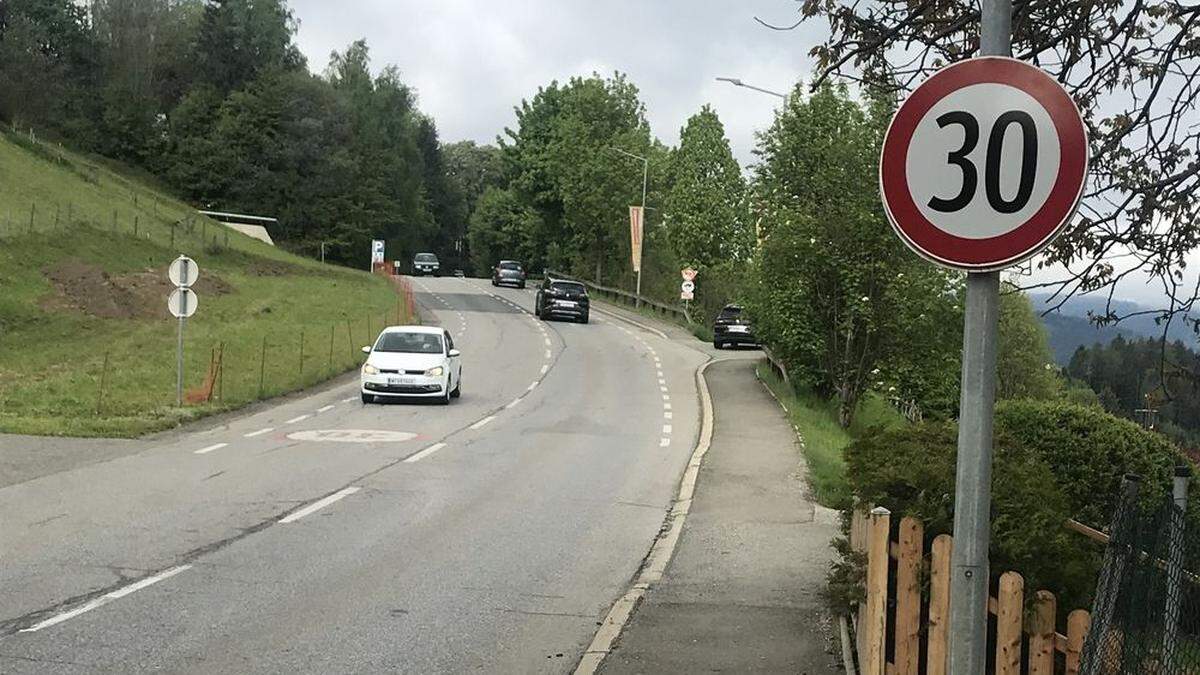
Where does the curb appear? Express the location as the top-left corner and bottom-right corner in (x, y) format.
(573, 357), (716, 674)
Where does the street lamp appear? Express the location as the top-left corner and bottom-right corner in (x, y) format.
(715, 77), (787, 99)
(610, 146), (648, 307)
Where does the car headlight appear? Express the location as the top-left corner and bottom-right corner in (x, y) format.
(362, 364), (379, 375)
(424, 366), (444, 377)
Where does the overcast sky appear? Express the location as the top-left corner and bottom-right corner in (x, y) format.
(288, 0), (820, 168)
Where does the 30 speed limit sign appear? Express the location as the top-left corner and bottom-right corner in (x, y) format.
(880, 57), (1088, 271)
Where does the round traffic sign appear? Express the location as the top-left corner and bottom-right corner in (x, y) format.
(167, 287), (198, 318)
(681, 280), (695, 293)
(168, 255), (199, 287)
(880, 57), (1088, 271)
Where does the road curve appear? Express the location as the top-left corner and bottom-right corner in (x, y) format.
(0, 276), (707, 673)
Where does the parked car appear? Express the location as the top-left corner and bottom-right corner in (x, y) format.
(534, 278), (590, 323)
(360, 326), (462, 404)
(412, 252), (440, 276)
(712, 304), (757, 349)
(492, 260), (527, 288)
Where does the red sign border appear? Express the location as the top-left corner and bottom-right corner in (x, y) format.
(879, 57), (1088, 271)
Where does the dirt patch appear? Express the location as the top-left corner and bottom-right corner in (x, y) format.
(42, 260), (233, 319)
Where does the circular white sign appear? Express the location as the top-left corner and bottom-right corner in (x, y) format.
(168, 256), (199, 287)
(167, 287), (198, 318)
(681, 280), (695, 293)
(286, 429), (418, 444)
(880, 57), (1088, 271)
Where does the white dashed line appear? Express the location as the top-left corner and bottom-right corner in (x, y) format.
(505, 398), (522, 409)
(285, 414), (310, 424)
(342, 396), (358, 403)
(279, 487), (361, 524)
(662, 394), (670, 402)
(540, 364), (549, 375)
(244, 427), (274, 438)
(469, 416), (495, 430)
(663, 424), (673, 434)
(528, 381), (539, 391)
(660, 438), (671, 447)
(317, 405), (335, 413)
(545, 349), (552, 359)
(664, 402), (672, 410)
(193, 442), (228, 455)
(20, 565), (194, 633)
(658, 378), (666, 385)
(660, 386), (668, 393)
(664, 412), (673, 420)
(544, 338), (551, 347)
(404, 442), (447, 463)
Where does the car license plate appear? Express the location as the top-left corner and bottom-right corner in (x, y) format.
(556, 300), (577, 307)
(388, 376), (417, 385)
(729, 325), (747, 333)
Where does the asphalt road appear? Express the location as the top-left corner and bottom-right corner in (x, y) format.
(0, 276), (707, 673)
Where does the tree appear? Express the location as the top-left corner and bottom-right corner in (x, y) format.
(664, 105), (750, 268)
(468, 187), (539, 274)
(996, 287), (1061, 401)
(748, 83), (957, 426)
(193, 0), (303, 95)
(774, 0), (1200, 343)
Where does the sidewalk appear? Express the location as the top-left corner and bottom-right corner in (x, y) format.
(600, 358), (842, 674)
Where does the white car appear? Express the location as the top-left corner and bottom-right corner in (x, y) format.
(360, 326), (462, 404)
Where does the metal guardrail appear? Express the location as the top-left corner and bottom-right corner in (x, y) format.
(544, 270), (691, 323)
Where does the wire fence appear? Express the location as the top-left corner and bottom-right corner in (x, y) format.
(1081, 470), (1199, 675)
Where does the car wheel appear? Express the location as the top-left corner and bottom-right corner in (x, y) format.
(361, 392), (374, 404)
(452, 374), (462, 398)
(579, 312), (589, 324)
(713, 340), (723, 350)
(518, 282), (526, 289)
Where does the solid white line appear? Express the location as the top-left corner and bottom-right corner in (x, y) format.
(244, 427), (274, 438)
(403, 442), (447, 463)
(659, 437), (670, 447)
(540, 364), (549, 375)
(469, 416), (495, 430)
(20, 565), (193, 633)
(528, 381), (539, 391)
(193, 442), (228, 455)
(663, 424), (673, 434)
(285, 414), (310, 424)
(506, 398), (522, 409)
(317, 404), (335, 413)
(279, 487), (361, 524)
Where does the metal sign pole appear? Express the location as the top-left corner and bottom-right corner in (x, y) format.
(177, 312), (185, 407)
(948, 0), (1010, 672)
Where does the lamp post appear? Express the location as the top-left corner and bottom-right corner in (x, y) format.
(611, 146), (648, 307)
(715, 77), (787, 100)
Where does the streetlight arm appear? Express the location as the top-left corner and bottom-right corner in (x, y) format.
(714, 77), (787, 99)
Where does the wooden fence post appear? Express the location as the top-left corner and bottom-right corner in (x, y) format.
(863, 506), (891, 675)
(996, 571), (1024, 675)
(298, 329), (305, 377)
(927, 534), (953, 675)
(257, 336), (267, 397)
(328, 324), (335, 372)
(895, 516), (923, 675)
(1029, 590), (1056, 675)
(1066, 610), (1090, 675)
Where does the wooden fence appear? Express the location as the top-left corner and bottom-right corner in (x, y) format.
(849, 507), (1092, 675)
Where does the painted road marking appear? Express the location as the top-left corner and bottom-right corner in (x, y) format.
(194, 443), (228, 455)
(342, 396), (358, 403)
(662, 394), (670, 402)
(20, 565), (193, 633)
(244, 427), (274, 438)
(664, 402), (672, 410)
(403, 442), (447, 463)
(545, 349), (552, 359)
(660, 438), (671, 447)
(664, 412), (673, 420)
(660, 386), (668, 393)
(663, 424), (673, 434)
(658, 378), (666, 385)
(279, 487), (361, 524)
(469, 416), (495, 430)
(528, 381), (539, 391)
(317, 404), (335, 413)
(287, 429), (417, 443)
(506, 398), (522, 409)
(285, 415), (310, 424)
(540, 364), (549, 375)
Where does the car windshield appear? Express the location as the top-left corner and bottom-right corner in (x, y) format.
(551, 282), (585, 294)
(414, 253), (437, 262)
(374, 331), (444, 354)
(720, 307), (742, 317)
(499, 262), (522, 270)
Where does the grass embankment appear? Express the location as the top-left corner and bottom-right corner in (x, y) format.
(756, 363), (905, 509)
(0, 132), (408, 437)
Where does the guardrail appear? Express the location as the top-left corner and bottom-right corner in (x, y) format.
(544, 270), (691, 323)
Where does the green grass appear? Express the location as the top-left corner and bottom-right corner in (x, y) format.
(0, 132), (410, 437)
(756, 362), (906, 509)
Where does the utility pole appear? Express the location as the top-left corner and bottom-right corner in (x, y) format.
(611, 146), (648, 307)
(947, 0), (1010, 672)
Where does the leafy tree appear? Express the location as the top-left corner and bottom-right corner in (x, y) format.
(467, 187), (539, 274)
(663, 105), (750, 268)
(193, 0), (303, 95)
(996, 287), (1061, 401)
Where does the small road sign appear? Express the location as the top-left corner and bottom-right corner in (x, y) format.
(681, 267), (697, 282)
(880, 57), (1088, 271)
(168, 287), (198, 318)
(681, 280), (695, 293)
(168, 255), (198, 287)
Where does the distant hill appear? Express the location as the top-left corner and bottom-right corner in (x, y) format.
(1029, 292), (1199, 363)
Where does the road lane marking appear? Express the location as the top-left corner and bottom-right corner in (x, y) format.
(244, 427), (274, 438)
(664, 412), (673, 420)
(660, 386), (668, 392)
(528, 381), (539, 391)
(659, 437), (670, 447)
(506, 398), (522, 409)
(404, 442), (447, 463)
(658, 378), (666, 385)
(663, 424), (673, 434)
(545, 349), (552, 358)
(664, 402), (672, 410)
(285, 415), (310, 424)
(662, 394), (670, 401)
(342, 396), (358, 403)
(469, 416), (495, 430)
(540, 364), (549, 375)
(194, 443), (228, 455)
(543, 337), (551, 347)
(317, 404), (335, 413)
(20, 565), (194, 633)
(279, 487), (361, 523)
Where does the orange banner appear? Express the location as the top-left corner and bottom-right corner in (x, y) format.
(629, 206), (644, 272)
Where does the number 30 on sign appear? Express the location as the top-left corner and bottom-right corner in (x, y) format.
(880, 57), (1088, 271)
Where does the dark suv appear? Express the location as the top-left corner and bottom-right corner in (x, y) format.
(492, 260), (526, 288)
(712, 304), (757, 349)
(535, 278), (590, 323)
(412, 252), (440, 276)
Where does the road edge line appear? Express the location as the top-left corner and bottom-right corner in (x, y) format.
(573, 357), (716, 675)
(589, 302), (670, 341)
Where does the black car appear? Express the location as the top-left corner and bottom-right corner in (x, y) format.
(535, 278), (590, 323)
(492, 260), (526, 288)
(712, 304), (757, 349)
(412, 252), (440, 276)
